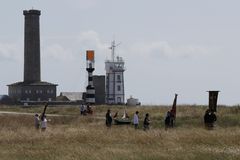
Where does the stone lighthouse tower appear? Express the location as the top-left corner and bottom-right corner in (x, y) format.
(23, 10), (41, 83)
(8, 9), (57, 103)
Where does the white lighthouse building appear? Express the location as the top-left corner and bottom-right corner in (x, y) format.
(105, 41), (125, 104)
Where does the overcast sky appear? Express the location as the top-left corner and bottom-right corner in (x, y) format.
(1, 0), (240, 105)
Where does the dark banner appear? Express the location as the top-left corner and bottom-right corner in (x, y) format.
(171, 94), (178, 117)
(208, 91), (219, 112)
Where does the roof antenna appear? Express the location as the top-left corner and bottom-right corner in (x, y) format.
(109, 40), (121, 62)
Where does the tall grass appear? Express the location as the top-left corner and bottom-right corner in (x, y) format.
(0, 105), (240, 160)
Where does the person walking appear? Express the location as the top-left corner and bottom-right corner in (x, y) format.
(143, 113), (150, 131)
(41, 115), (47, 131)
(204, 109), (217, 128)
(133, 111), (139, 129)
(34, 114), (40, 129)
(80, 104), (85, 115)
(164, 111), (171, 130)
(106, 109), (112, 127)
(87, 104), (93, 115)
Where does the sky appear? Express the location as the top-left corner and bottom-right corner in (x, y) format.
(1, 0), (240, 105)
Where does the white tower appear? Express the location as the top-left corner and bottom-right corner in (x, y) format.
(105, 41), (125, 104)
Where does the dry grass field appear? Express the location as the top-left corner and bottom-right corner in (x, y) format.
(0, 104), (240, 160)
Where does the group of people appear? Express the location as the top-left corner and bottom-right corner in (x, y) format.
(34, 104), (217, 131)
(34, 114), (47, 131)
(80, 104), (93, 115)
(107, 109), (217, 130)
(106, 110), (150, 131)
(133, 111), (150, 130)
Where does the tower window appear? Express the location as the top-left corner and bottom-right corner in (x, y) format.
(117, 85), (121, 91)
(117, 75), (121, 81)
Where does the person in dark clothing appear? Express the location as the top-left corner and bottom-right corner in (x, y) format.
(113, 111), (118, 119)
(169, 111), (175, 127)
(143, 113), (150, 131)
(204, 109), (217, 128)
(87, 104), (93, 115)
(106, 109), (112, 127)
(210, 112), (217, 122)
(165, 111), (171, 130)
(204, 109), (210, 123)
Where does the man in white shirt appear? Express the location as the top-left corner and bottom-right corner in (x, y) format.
(133, 111), (139, 129)
(41, 115), (47, 131)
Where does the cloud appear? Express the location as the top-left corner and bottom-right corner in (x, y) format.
(77, 30), (111, 63)
(0, 31), (216, 66)
(77, 30), (109, 51)
(129, 41), (215, 60)
(72, 31), (219, 74)
(43, 44), (75, 62)
(0, 42), (22, 62)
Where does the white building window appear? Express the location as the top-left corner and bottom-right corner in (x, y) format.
(29, 90), (31, 94)
(25, 90), (28, 94)
(117, 97), (121, 103)
(38, 98), (41, 101)
(36, 90), (39, 94)
(117, 75), (121, 81)
(40, 90), (43, 94)
(117, 85), (121, 91)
